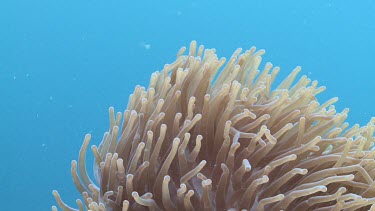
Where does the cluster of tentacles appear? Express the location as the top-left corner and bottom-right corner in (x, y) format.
(53, 41), (375, 211)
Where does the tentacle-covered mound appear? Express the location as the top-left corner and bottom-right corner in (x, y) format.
(53, 41), (375, 211)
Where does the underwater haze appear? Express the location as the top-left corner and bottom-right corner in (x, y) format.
(1, 0), (375, 210)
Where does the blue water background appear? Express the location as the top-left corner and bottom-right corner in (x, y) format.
(1, 0), (375, 210)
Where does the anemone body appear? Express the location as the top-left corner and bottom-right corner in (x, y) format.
(53, 41), (375, 211)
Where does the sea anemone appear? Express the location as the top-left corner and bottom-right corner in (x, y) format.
(53, 41), (375, 211)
